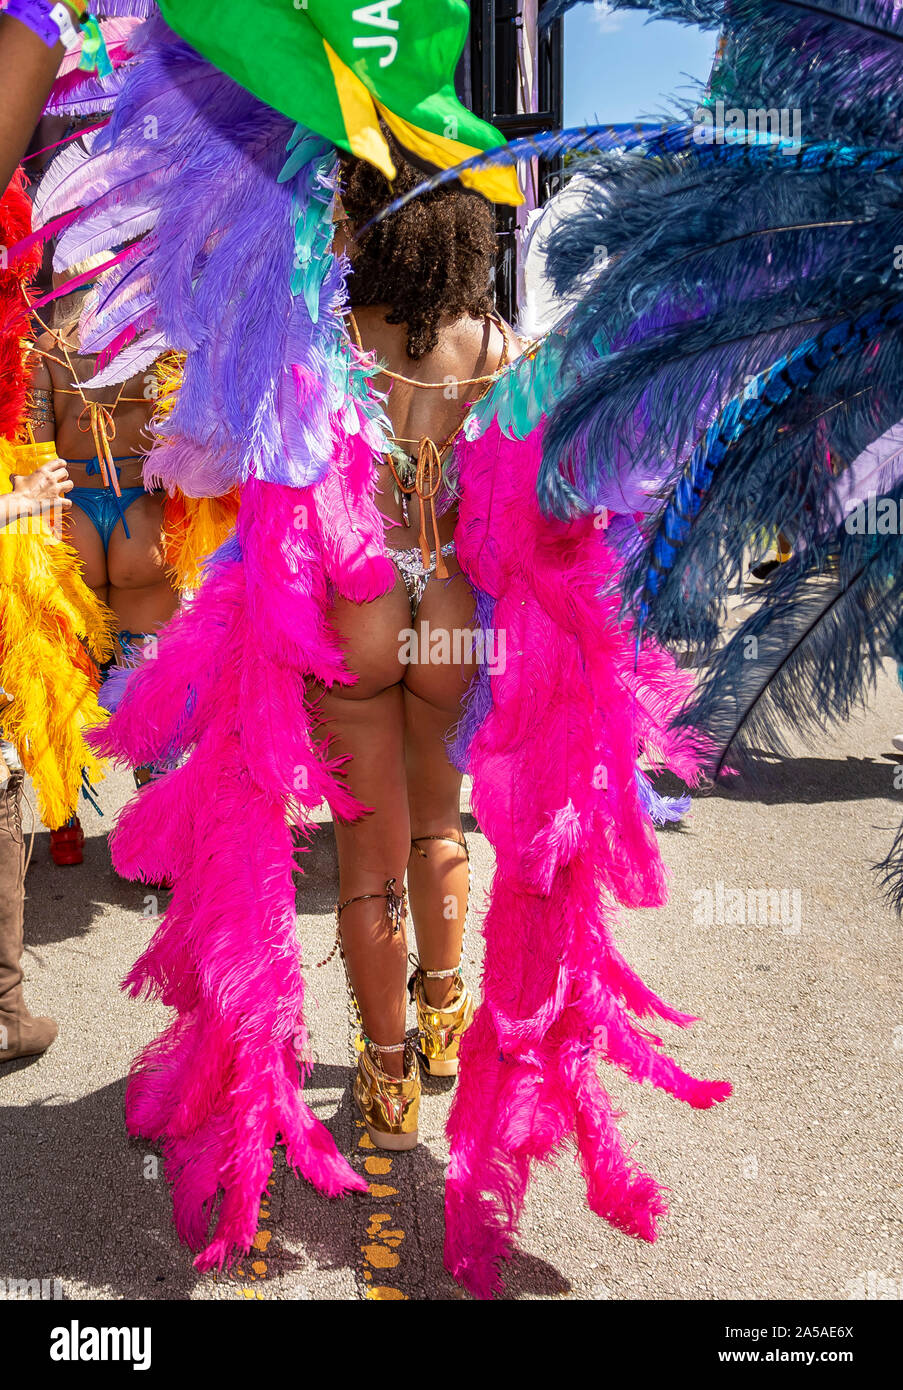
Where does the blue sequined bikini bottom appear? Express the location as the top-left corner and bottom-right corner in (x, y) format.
(68, 455), (148, 548)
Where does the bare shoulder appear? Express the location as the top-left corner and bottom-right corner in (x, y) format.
(443, 312), (522, 378)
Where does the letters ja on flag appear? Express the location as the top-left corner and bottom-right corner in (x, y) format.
(157, 0), (523, 205)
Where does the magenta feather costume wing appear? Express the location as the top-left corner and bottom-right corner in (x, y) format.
(22, 2), (730, 1296)
(445, 419), (729, 1297)
(35, 5), (394, 1267)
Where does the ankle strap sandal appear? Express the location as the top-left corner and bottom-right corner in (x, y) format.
(317, 877), (411, 1053)
(405, 831), (474, 1075)
(354, 1038), (420, 1151)
(408, 956), (474, 1078)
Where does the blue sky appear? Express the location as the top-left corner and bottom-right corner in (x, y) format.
(563, 5), (717, 125)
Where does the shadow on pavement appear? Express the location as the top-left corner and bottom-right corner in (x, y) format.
(0, 1079), (200, 1299)
(23, 827), (158, 948)
(654, 754), (901, 808)
(2, 1069), (574, 1302)
(276, 1063), (571, 1301)
(292, 821), (340, 916)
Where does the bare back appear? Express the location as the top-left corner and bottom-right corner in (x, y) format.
(352, 305), (519, 549)
(29, 331), (156, 491)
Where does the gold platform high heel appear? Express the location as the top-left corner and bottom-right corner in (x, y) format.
(354, 1038), (420, 1151)
(408, 961), (474, 1077)
(407, 832), (474, 1077)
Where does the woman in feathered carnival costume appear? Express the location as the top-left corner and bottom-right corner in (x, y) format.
(19, 263), (181, 861)
(0, 12), (157, 867)
(16, 0), (731, 1298)
(538, 0), (903, 903)
(8, 11), (234, 859)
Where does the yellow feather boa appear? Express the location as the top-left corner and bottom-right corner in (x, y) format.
(0, 439), (114, 828)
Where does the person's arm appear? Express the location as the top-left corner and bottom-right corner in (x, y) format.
(1, 340), (71, 527)
(0, 11), (65, 190)
(23, 336), (58, 444)
(0, 460), (73, 528)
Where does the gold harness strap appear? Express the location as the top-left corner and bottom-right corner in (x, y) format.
(387, 435), (448, 576)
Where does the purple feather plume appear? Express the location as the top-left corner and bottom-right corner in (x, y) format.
(34, 11), (351, 496)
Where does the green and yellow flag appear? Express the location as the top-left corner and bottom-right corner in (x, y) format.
(157, 0), (523, 206)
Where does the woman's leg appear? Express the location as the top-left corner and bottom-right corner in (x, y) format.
(313, 577), (413, 1077)
(106, 493), (178, 640)
(402, 567), (478, 1008)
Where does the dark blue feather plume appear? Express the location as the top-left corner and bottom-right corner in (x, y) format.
(673, 487), (903, 907)
(532, 0), (903, 910)
(678, 504), (903, 773)
(358, 124), (675, 230)
(628, 296), (903, 639)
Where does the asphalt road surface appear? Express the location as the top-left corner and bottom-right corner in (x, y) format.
(3, 665), (903, 1301)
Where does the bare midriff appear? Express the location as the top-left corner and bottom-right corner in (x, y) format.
(62, 457), (148, 491)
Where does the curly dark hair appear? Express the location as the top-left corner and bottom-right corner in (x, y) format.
(340, 138), (497, 360)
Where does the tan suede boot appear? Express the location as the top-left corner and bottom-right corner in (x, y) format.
(0, 768), (58, 1064)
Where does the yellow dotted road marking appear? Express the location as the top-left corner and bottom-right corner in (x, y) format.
(362, 1242), (400, 1269)
(355, 1120), (408, 1300)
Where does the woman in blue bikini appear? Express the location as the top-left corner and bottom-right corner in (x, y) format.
(25, 276), (177, 863)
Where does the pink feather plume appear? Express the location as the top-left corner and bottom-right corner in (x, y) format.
(445, 421), (730, 1299)
(88, 433), (393, 1267)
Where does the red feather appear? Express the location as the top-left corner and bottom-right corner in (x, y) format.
(0, 170), (41, 441)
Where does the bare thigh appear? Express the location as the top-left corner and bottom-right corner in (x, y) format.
(64, 502), (109, 602)
(107, 493), (177, 635)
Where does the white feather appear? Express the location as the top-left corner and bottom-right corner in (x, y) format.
(82, 331), (170, 388)
(53, 207), (158, 271)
